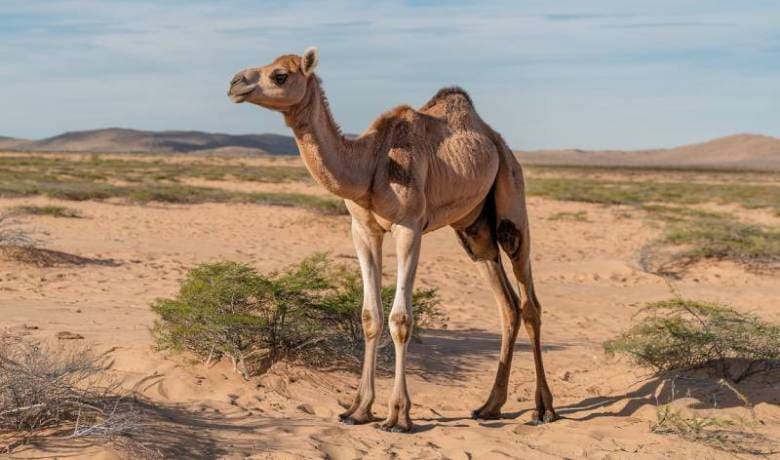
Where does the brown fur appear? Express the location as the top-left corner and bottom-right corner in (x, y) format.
(228, 48), (556, 432)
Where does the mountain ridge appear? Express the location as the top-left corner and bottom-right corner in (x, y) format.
(2, 129), (779, 169)
(516, 133), (780, 170)
(1, 128), (298, 156)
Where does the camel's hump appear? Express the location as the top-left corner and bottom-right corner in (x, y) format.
(420, 86), (473, 111)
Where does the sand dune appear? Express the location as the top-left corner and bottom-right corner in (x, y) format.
(517, 134), (780, 170)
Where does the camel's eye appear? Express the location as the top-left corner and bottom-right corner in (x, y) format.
(273, 73), (288, 85)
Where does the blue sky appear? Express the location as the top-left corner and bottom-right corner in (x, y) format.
(1, 0), (779, 149)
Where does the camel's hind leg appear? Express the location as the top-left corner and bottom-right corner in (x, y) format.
(493, 142), (557, 424)
(453, 202), (521, 420)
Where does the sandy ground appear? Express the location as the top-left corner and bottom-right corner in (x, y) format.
(1, 193), (779, 459)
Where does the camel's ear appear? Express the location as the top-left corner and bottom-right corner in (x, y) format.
(301, 47), (319, 76)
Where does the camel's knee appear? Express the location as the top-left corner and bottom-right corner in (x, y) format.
(388, 310), (412, 344)
(521, 300), (541, 327)
(361, 308), (383, 340)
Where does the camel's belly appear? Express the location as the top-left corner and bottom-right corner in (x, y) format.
(422, 132), (499, 231)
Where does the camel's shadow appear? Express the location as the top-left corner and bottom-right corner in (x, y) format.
(406, 328), (567, 383)
(412, 362), (780, 432)
(557, 363), (780, 423)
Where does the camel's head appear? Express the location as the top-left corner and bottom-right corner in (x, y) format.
(228, 47), (319, 110)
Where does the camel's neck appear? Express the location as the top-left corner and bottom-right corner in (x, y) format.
(283, 77), (374, 202)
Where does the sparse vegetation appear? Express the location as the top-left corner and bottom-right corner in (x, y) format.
(604, 297), (780, 382)
(0, 213), (31, 247)
(637, 205), (780, 272)
(0, 180), (345, 214)
(8, 205), (82, 218)
(526, 175), (780, 215)
(663, 216), (780, 267)
(522, 168), (780, 270)
(0, 154), (311, 184)
(547, 210), (589, 222)
(652, 403), (775, 455)
(0, 339), (139, 453)
(151, 255), (443, 378)
(0, 154), (346, 214)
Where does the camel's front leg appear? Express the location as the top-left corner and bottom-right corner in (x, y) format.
(339, 219), (384, 425)
(381, 223), (422, 433)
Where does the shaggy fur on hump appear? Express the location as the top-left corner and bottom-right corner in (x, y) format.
(420, 86), (473, 110)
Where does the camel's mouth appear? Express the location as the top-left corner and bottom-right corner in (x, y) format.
(228, 85), (256, 103)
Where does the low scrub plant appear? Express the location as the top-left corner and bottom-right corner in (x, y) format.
(8, 205), (82, 218)
(151, 254), (443, 378)
(652, 403), (775, 455)
(604, 297), (780, 382)
(0, 339), (138, 453)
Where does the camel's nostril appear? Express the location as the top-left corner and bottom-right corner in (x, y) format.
(230, 74), (245, 87)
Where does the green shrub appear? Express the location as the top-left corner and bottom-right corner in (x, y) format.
(604, 298), (780, 382)
(151, 255), (443, 378)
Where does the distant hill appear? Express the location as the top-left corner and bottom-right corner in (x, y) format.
(2, 128), (298, 156)
(2, 129), (778, 170)
(0, 136), (28, 150)
(517, 134), (780, 170)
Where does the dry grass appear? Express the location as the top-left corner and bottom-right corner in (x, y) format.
(652, 404), (777, 455)
(547, 210), (589, 222)
(637, 205), (780, 274)
(0, 154), (311, 184)
(0, 338), (139, 454)
(0, 154), (346, 214)
(526, 173), (780, 214)
(0, 246), (119, 268)
(8, 205), (82, 218)
(0, 214), (31, 247)
(0, 180), (346, 214)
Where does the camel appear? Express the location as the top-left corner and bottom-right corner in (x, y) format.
(228, 47), (556, 432)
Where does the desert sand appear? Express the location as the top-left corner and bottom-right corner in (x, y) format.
(1, 160), (779, 459)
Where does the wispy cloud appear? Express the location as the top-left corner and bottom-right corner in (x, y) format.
(543, 13), (633, 21)
(0, 0), (778, 149)
(598, 22), (734, 30)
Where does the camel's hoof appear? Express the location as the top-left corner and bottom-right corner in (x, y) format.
(338, 413), (372, 425)
(471, 408), (501, 420)
(530, 410), (558, 425)
(379, 421), (413, 433)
